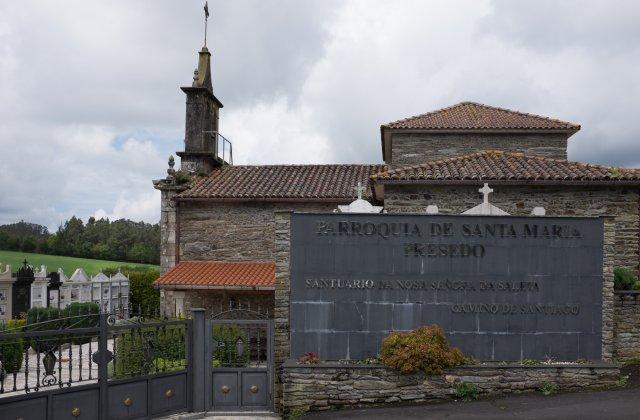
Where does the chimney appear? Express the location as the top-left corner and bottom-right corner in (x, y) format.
(176, 46), (225, 174)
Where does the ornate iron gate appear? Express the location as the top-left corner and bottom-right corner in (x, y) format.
(208, 311), (273, 411)
(0, 312), (192, 419)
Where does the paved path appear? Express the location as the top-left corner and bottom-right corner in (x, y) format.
(303, 387), (640, 420)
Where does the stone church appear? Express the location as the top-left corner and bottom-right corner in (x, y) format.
(154, 43), (640, 320)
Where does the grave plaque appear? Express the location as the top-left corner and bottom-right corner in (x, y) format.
(289, 213), (603, 361)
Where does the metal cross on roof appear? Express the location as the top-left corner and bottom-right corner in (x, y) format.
(354, 182), (366, 199)
(479, 183), (493, 204)
(203, 1), (210, 47)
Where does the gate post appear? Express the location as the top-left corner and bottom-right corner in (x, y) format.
(191, 308), (207, 412)
(98, 312), (109, 420)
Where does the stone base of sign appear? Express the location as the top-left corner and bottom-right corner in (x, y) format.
(281, 361), (620, 414)
(613, 292), (640, 361)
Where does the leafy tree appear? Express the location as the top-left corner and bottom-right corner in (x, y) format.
(0, 216), (160, 265)
(21, 236), (37, 252)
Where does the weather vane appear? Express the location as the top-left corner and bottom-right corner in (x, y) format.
(204, 1), (210, 47)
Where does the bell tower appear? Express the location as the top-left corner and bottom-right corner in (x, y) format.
(176, 45), (227, 174)
(177, 3), (232, 174)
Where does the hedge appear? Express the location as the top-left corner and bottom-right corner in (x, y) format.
(112, 325), (186, 378)
(0, 319), (26, 374)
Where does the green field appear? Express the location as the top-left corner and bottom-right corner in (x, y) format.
(0, 250), (158, 276)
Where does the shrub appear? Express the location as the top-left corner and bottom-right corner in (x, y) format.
(455, 382), (479, 401)
(614, 268), (636, 290)
(126, 268), (160, 316)
(540, 382), (559, 396)
(61, 302), (100, 326)
(616, 374), (629, 388)
(0, 320), (25, 374)
(26, 307), (64, 352)
(26, 307), (63, 330)
(26, 303), (100, 351)
(62, 302), (100, 344)
(212, 325), (249, 368)
(287, 407), (309, 420)
(633, 281), (640, 291)
(379, 325), (466, 375)
(112, 325), (186, 377)
(174, 170), (192, 185)
(456, 382), (480, 401)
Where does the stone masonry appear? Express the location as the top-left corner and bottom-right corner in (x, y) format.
(602, 217), (616, 360)
(178, 201), (336, 263)
(281, 362), (620, 414)
(182, 289), (273, 317)
(159, 187), (184, 273)
(390, 132), (568, 165)
(613, 293), (640, 360)
(274, 211), (292, 410)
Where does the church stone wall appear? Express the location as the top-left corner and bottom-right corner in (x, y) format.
(177, 201), (337, 263)
(384, 185), (640, 275)
(162, 289), (274, 318)
(390, 132), (568, 165)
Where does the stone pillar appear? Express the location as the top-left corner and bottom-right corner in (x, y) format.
(602, 216), (616, 361)
(159, 187), (181, 273)
(273, 211), (292, 411)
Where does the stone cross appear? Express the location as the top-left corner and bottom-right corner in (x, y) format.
(479, 183), (493, 204)
(354, 182), (366, 200)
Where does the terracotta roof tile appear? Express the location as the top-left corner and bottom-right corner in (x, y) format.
(383, 102), (580, 131)
(178, 164), (386, 200)
(154, 261), (275, 289)
(372, 151), (640, 183)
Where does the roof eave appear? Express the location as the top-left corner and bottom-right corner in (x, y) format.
(173, 196), (361, 203)
(374, 179), (640, 186)
(154, 283), (274, 291)
(379, 127), (579, 135)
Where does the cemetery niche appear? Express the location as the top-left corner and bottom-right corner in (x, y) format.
(289, 213), (604, 361)
(0, 260), (130, 320)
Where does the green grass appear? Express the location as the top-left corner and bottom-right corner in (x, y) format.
(0, 250), (158, 276)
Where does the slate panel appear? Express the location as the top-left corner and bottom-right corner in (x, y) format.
(290, 214), (603, 361)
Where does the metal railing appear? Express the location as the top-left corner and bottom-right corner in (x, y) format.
(0, 311), (190, 397)
(204, 131), (233, 165)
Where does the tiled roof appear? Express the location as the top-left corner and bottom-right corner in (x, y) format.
(372, 151), (640, 183)
(177, 164), (385, 200)
(383, 102), (580, 131)
(154, 261), (275, 289)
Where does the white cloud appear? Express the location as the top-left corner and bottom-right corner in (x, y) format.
(223, 95), (332, 164)
(1, 0), (639, 229)
(93, 190), (160, 222)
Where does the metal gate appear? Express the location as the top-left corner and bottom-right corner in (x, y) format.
(208, 311), (273, 411)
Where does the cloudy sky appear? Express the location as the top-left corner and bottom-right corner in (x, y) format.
(1, 0), (639, 230)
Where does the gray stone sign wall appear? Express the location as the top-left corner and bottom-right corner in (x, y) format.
(289, 213), (604, 361)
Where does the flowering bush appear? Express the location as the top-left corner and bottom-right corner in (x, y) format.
(298, 352), (319, 364)
(379, 325), (466, 375)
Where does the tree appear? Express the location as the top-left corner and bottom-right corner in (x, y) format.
(0, 216), (160, 265)
(21, 236), (36, 252)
